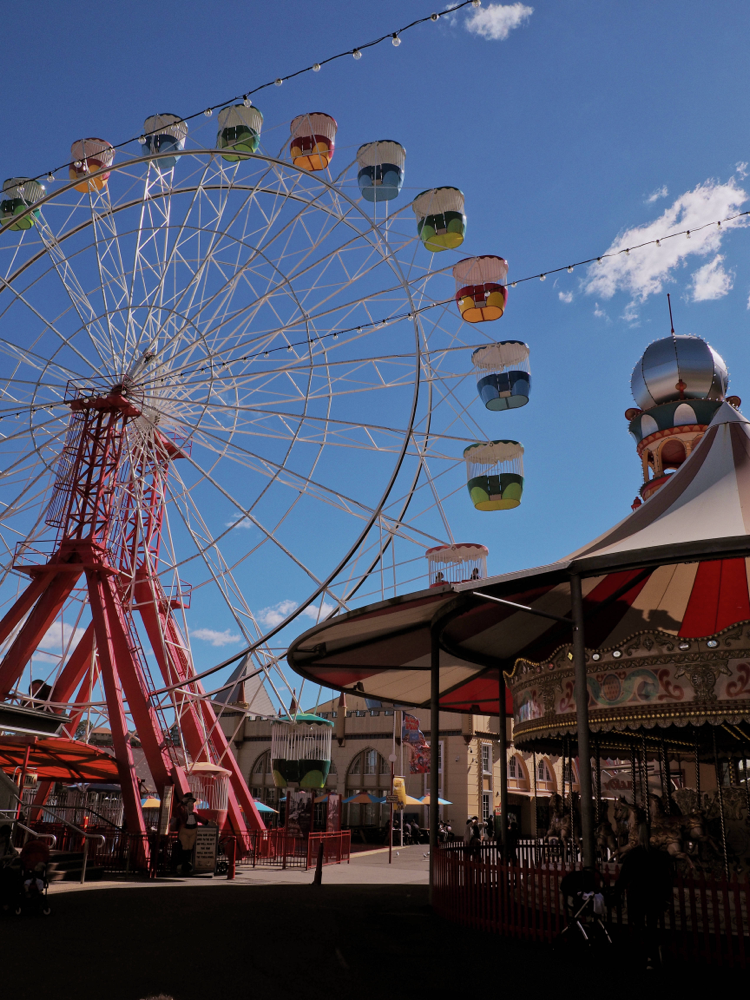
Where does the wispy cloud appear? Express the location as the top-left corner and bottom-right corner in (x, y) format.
(192, 628), (242, 647)
(584, 178), (748, 304)
(257, 600), (298, 629)
(690, 255), (733, 301)
(464, 2), (533, 40)
(257, 599), (336, 630)
(593, 303), (610, 323)
(226, 514), (254, 530)
(645, 185), (668, 204)
(558, 291), (573, 304)
(736, 162), (749, 180)
(33, 622), (88, 662)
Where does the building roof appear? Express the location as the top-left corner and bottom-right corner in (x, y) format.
(212, 654), (276, 717)
(288, 403), (750, 713)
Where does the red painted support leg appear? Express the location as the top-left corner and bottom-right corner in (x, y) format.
(0, 569), (82, 698)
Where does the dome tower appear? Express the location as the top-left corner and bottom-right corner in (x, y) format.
(626, 333), (739, 503)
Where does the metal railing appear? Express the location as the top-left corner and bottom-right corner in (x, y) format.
(433, 842), (750, 968)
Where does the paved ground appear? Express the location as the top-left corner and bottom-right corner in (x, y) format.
(1, 846), (736, 999)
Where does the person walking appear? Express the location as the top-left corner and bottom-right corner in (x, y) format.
(615, 822), (674, 971)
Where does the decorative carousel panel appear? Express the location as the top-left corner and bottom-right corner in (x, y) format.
(507, 626), (750, 746)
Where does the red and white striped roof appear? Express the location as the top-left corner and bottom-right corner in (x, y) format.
(288, 404), (750, 713)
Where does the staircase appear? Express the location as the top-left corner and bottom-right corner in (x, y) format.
(48, 849), (106, 883)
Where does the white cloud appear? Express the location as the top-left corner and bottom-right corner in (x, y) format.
(621, 300), (640, 326)
(558, 291), (573, 304)
(192, 627), (242, 647)
(226, 514), (253, 530)
(257, 599), (298, 629)
(464, 2), (533, 40)
(690, 254), (733, 301)
(593, 302), (610, 323)
(645, 185), (668, 204)
(32, 622), (88, 662)
(736, 162), (749, 180)
(301, 601), (335, 622)
(584, 178), (748, 303)
(258, 598), (336, 630)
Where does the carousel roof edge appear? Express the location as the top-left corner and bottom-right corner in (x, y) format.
(569, 532), (750, 576)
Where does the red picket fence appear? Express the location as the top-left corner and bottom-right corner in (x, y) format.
(433, 843), (750, 968)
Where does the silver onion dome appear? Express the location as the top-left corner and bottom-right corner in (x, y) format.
(631, 334), (728, 410)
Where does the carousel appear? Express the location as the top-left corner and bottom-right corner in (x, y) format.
(289, 331), (750, 879)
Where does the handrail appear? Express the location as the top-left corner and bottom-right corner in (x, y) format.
(13, 821), (57, 847)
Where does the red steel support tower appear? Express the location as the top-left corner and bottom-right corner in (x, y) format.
(0, 378), (265, 848)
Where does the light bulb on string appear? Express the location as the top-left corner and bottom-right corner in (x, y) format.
(430, 13), (439, 21)
(243, 96), (252, 107)
(655, 240), (661, 247)
(392, 33), (401, 46)
(313, 63), (321, 72)
(686, 230), (691, 239)
(567, 266), (574, 273)
(511, 282), (517, 288)
(138, 136), (147, 145)
(539, 274), (546, 281)
(204, 109), (213, 117)
(597, 257), (603, 265)
(47, 174), (54, 182)
(352, 49), (362, 60)
(275, 78), (283, 87)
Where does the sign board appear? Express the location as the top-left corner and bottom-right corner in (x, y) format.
(326, 793), (341, 832)
(385, 793), (400, 805)
(286, 789), (314, 838)
(192, 826), (218, 874)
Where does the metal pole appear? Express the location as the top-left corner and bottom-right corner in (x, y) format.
(498, 671), (508, 858)
(570, 574), (595, 867)
(429, 626), (440, 899)
(712, 727), (729, 880)
(15, 743), (31, 821)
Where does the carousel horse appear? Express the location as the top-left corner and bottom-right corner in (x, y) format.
(546, 793), (580, 856)
(648, 794), (693, 864)
(613, 797), (644, 858)
(595, 818), (619, 860)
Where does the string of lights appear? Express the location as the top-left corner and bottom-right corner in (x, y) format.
(28, 1), (481, 188)
(1, 207), (748, 423)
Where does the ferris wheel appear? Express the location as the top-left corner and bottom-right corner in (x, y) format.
(0, 107), (508, 834)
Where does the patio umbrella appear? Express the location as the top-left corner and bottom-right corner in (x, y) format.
(255, 801), (279, 814)
(140, 797), (161, 809)
(401, 794), (424, 806)
(419, 794), (452, 805)
(343, 792), (386, 804)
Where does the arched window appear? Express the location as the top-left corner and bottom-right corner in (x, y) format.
(347, 748), (389, 781)
(535, 757), (556, 794)
(345, 748), (388, 828)
(508, 754), (529, 791)
(253, 750), (271, 774)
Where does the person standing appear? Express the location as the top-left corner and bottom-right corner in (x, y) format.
(615, 822), (674, 971)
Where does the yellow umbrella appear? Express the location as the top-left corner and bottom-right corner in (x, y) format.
(419, 794), (452, 805)
(401, 794), (424, 806)
(140, 796), (161, 809)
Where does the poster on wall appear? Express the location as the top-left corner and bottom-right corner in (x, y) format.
(403, 713), (430, 773)
(286, 789), (314, 838)
(326, 793), (341, 832)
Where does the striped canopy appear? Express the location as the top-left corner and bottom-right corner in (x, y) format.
(288, 403), (750, 714)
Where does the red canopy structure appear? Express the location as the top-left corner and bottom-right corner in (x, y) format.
(288, 403), (750, 737)
(0, 736), (120, 783)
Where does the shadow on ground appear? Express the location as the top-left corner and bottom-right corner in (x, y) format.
(1, 883), (738, 999)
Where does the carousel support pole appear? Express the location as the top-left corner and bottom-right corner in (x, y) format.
(641, 737), (650, 825)
(712, 727), (729, 880)
(429, 625), (440, 901)
(694, 740), (701, 802)
(532, 750), (539, 864)
(498, 671), (509, 859)
(570, 574), (595, 868)
(630, 746), (638, 807)
(594, 737), (602, 827)
(661, 740), (673, 814)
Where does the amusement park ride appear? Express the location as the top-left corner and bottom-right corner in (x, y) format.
(0, 105), (526, 844)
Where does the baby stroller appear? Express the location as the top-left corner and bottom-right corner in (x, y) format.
(14, 839), (51, 917)
(555, 868), (611, 950)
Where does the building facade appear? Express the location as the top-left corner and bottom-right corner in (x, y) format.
(217, 695), (567, 836)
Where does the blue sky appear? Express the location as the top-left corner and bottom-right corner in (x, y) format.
(3, 1), (750, 704)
